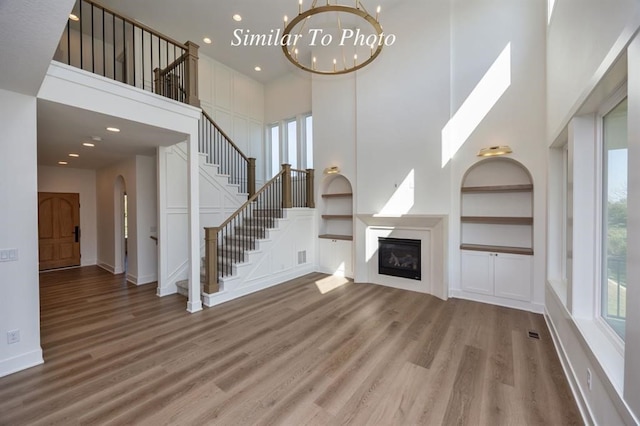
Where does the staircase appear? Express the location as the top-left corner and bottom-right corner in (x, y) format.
(175, 207), (283, 297)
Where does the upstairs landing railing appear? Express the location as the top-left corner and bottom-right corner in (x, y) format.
(204, 165), (315, 294)
(56, 0), (199, 107)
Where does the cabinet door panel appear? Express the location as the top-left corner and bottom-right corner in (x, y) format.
(319, 239), (353, 278)
(494, 253), (531, 301)
(461, 251), (493, 295)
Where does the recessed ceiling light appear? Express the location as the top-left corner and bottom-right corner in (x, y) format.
(233, 14), (242, 22)
(58, 161), (68, 165)
(69, 153), (80, 157)
(83, 142), (95, 147)
(203, 37), (212, 44)
(106, 127), (120, 132)
(69, 13), (79, 21)
(91, 136), (102, 141)
(254, 66), (262, 72)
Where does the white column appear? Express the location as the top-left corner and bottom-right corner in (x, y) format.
(187, 127), (202, 313)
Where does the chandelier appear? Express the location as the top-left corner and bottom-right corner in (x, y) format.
(281, 0), (386, 75)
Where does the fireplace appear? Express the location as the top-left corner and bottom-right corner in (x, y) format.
(378, 237), (421, 280)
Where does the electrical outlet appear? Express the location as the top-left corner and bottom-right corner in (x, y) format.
(586, 368), (592, 391)
(7, 329), (20, 344)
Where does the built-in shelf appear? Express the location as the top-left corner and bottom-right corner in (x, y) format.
(461, 216), (533, 225)
(321, 193), (353, 198)
(460, 243), (533, 256)
(461, 184), (533, 193)
(319, 234), (353, 241)
(321, 215), (353, 219)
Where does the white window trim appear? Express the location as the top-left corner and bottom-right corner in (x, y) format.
(267, 113), (313, 176)
(595, 82), (627, 354)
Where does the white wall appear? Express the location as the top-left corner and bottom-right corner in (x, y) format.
(199, 54), (266, 182)
(547, 0), (640, 143)
(134, 155), (158, 284)
(312, 0), (546, 311)
(264, 72), (312, 124)
(448, 0), (547, 311)
(0, 89), (43, 377)
(37, 166), (98, 266)
(96, 155), (157, 285)
(96, 156), (136, 274)
(544, 1), (640, 423)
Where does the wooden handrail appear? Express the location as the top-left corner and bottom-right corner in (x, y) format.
(201, 110), (249, 162)
(216, 169), (286, 231)
(81, 0), (187, 50)
(157, 53), (187, 77)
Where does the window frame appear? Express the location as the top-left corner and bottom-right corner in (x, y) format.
(267, 113), (313, 177)
(595, 83), (627, 351)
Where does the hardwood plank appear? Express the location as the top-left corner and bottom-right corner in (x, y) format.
(460, 243), (534, 255)
(461, 216), (533, 225)
(0, 266), (583, 425)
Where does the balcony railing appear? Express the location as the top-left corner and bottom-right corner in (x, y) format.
(55, 0), (199, 106)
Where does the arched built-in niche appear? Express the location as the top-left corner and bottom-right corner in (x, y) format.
(319, 174), (353, 241)
(318, 174), (354, 278)
(459, 157), (534, 302)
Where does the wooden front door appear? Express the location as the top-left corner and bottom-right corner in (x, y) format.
(38, 192), (80, 271)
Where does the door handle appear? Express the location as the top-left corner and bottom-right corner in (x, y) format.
(74, 226), (80, 243)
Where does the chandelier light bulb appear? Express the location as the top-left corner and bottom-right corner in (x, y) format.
(281, 0), (390, 75)
(376, 5), (381, 21)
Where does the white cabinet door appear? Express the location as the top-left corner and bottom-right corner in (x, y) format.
(493, 253), (532, 301)
(461, 250), (493, 295)
(318, 238), (353, 278)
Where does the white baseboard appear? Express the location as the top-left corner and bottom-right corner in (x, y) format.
(0, 349), (43, 378)
(448, 289), (545, 313)
(97, 262), (116, 274)
(80, 258), (97, 267)
(125, 273), (158, 285)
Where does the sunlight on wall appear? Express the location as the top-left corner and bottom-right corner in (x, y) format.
(365, 228), (392, 262)
(548, 0), (556, 25)
(375, 169), (415, 217)
(315, 273), (349, 294)
(441, 43), (512, 167)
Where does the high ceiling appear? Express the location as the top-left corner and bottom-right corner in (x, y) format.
(35, 0), (402, 170)
(97, 0), (401, 83)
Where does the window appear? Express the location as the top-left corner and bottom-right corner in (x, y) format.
(601, 97), (627, 340)
(286, 119), (298, 169)
(269, 123), (280, 178)
(305, 115), (313, 169)
(268, 114), (313, 176)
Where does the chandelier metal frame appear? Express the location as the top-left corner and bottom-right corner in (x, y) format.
(281, 3), (384, 75)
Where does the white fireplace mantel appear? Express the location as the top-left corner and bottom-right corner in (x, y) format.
(355, 215), (448, 300)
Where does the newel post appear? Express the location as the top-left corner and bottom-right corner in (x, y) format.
(306, 168), (315, 208)
(248, 158), (256, 198)
(282, 164), (292, 208)
(204, 227), (219, 294)
(153, 68), (161, 96)
(184, 41), (201, 108)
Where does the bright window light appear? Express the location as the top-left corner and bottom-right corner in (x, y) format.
(441, 43), (511, 167)
(376, 169), (415, 217)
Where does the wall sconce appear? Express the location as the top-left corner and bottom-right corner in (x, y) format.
(477, 145), (513, 157)
(324, 166), (340, 174)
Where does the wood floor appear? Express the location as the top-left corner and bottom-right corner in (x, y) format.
(0, 266), (582, 425)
